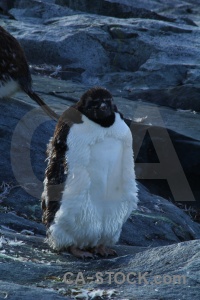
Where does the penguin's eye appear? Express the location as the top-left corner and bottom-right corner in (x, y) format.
(87, 100), (100, 109)
(92, 100), (100, 106)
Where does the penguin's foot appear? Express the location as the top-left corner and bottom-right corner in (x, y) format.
(69, 246), (94, 259)
(92, 245), (117, 257)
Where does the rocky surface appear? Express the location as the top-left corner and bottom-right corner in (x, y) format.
(1, 0), (200, 110)
(0, 0), (200, 299)
(0, 79), (200, 299)
(1, 227), (200, 300)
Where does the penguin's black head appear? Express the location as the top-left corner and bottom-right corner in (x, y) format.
(77, 87), (117, 127)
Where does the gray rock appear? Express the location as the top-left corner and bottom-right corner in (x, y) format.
(10, 0), (74, 23)
(126, 86), (200, 111)
(0, 228), (200, 300)
(55, 0), (174, 22)
(0, 80), (199, 300)
(0, 0), (15, 11)
(0, 212), (45, 235)
(121, 183), (200, 247)
(1, 0), (200, 111)
(0, 1), (200, 298)
(0, 282), (69, 300)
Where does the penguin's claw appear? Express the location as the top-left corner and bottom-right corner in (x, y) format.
(92, 245), (117, 257)
(69, 246), (95, 259)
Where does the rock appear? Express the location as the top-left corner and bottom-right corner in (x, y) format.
(9, 0), (74, 22)
(0, 1), (200, 298)
(0, 282), (67, 300)
(0, 78), (200, 300)
(130, 122), (200, 207)
(0, 227), (200, 299)
(0, 212), (45, 235)
(0, 0), (15, 11)
(55, 0), (174, 22)
(121, 183), (200, 247)
(1, 0), (200, 111)
(126, 86), (200, 111)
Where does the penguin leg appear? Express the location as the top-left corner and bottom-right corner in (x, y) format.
(69, 246), (95, 259)
(92, 245), (117, 257)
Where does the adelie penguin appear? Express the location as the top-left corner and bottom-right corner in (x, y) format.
(42, 87), (138, 258)
(0, 26), (58, 120)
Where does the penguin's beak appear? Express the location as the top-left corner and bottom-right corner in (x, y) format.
(100, 102), (107, 111)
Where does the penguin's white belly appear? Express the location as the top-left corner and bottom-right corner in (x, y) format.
(47, 113), (138, 250)
(89, 137), (123, 203)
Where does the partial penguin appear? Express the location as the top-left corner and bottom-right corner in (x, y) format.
(0, 26), (59, 120)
